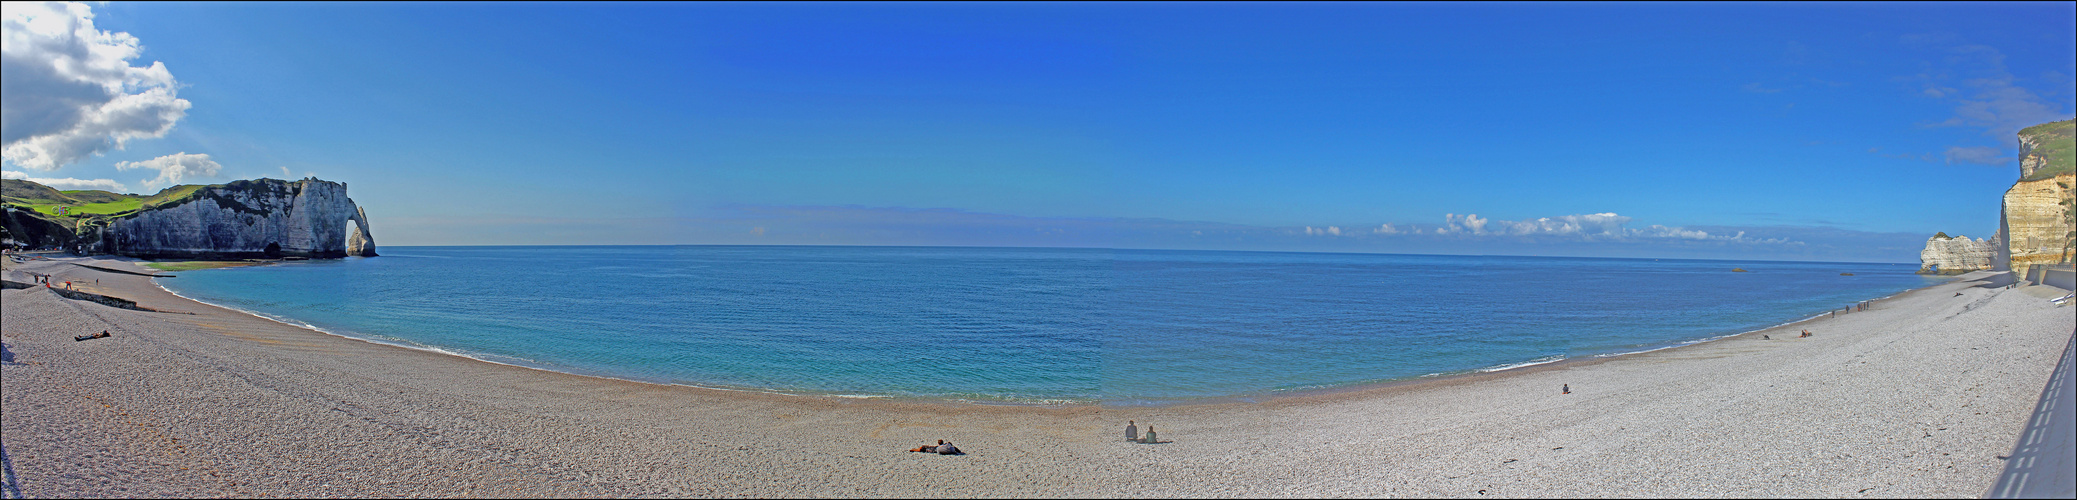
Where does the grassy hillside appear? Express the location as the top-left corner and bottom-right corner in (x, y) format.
(0, 178), (236, 229)
(2, 180), (215, 219)
(2020, 119), (2074, 181)
(1, 178), (70, 204)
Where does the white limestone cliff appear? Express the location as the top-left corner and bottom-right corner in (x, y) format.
(1919, 233), (1998, 274)
(2001, 173), (2074, 278)
(101, 178), (376, 259)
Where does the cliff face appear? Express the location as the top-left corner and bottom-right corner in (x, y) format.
(2019, 132), (2048, 180)
(1, 205), (75, 250)
(2001, 173), (2073, 278)
(2017, 119), (2074, 181)
(346, 205), (376, 257)
(1919, 233), (1997, 274)
(101, 178), (377, 259)
(1998, 120), (2074, 279)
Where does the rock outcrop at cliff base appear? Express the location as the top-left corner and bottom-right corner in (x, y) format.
(1919, 233), (1996, 274)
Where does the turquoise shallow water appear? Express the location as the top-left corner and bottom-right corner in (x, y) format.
(154, 246), (1940, 404)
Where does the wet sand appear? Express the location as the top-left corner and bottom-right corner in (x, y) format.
(2, 256), (2070, 497)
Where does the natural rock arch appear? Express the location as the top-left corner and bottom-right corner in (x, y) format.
(345, 204), (377, 257)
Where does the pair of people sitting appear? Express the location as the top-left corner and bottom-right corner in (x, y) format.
(908, 439), (961, 455)
(1124, 421), (1159, 444)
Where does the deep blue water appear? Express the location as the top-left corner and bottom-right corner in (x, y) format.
(154, 246), (1940, 404)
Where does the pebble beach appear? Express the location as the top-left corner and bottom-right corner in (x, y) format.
(2, 255), (2070, 498)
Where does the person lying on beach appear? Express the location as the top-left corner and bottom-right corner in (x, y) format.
(909, 440), (947, 453)
(73, 330), (110, 342)
(935, 442), (961, 455)
(1799, 330), (1812, 338)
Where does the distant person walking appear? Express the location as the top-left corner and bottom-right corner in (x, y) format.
(1125, 421), (1138, 442)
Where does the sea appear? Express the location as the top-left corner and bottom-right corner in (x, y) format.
(153, 246), (1942, 405)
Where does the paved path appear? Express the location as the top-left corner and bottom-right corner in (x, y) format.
(1987, 323), (2077, 499)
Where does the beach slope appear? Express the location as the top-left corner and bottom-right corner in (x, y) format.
(2, 258), (2070, 497)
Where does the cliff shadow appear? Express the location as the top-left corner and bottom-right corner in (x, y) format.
(1969, 271), (2018, 289)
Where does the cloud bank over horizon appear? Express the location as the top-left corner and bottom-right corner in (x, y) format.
(362, 205), (1920, 264)
(1, 168), (126, 191)
(114, 152), (221, 189)
(2, 1), (191, 188)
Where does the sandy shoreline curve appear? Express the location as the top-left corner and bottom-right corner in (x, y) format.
(4, 255), (2071, 497)
(136, 258), (1926, 409)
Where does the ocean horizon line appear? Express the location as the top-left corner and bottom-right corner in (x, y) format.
(355, 243), (1923, 266)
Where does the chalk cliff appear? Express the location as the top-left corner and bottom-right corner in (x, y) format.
(1918, 233), (1997, 274)
(101, 178), (377, 259)
(2019, 130), (2049, 180)
(1998, 120), (2074, 279)
(1, 205), (74, 250)
(2000, 173), (2073, 278)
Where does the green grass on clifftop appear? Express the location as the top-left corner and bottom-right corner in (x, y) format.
(1, 180), (214, 220)
(2020, 119), (2074, 181)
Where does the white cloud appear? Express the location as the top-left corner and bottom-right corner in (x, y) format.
(1304, 226), (1344, 236)
(1942, 145), (2010, 166)
(2, 169), (127, 191)
(1437, 213), (1490, 234)
(2, 1), (191, 171)
(1638, 225), (1714, 240)
(1920, 45), (2071, 142)
(1507, 212), (1629, 236)
(279, 166), (291, 178)
(1373, 223), (1399, 235)
(114, 152), (220, 188)
(1430, 212), (1780, 243)
(1742, 82), (1783, 94)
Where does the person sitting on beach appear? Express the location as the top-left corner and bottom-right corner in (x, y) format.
(1139, 425), (1158, 444)
(1125, 420), (1138, 442)
(1799, 330), (1812, 338)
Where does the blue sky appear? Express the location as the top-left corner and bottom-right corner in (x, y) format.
(4, 2), (2073, 262)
